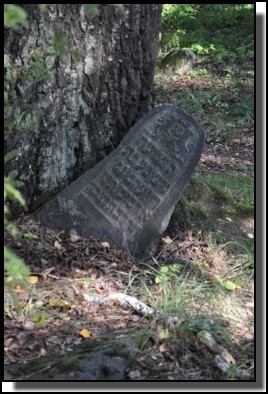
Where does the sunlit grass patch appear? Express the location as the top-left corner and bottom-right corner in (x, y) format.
(124, 254), (254, 379)
(168, 172), (254, 280)
(203, 173), (253, 205)
(183, 174), (254, 221)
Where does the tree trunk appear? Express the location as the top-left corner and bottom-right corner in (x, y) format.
(4, 4), (162, 211)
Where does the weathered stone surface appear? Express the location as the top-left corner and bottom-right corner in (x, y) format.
(5, 4), (162, 211)
(34, 104), (205, 259)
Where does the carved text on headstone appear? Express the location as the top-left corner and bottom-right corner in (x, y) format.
(35, 104), (206, 259)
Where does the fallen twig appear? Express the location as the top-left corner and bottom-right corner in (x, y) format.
(83, 292), (155, 317)
(18, 364), (52, 380)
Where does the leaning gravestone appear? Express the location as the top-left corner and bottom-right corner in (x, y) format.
(35, 104), (205, 259)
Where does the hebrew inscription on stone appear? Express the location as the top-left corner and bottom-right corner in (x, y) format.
(34, 104), (206, 259)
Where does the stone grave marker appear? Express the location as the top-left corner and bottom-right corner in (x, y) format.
(34, 104), (206, 259)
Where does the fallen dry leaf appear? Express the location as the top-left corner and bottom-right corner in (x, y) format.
(23, 319), (35, 330)
(79, 328), (91, 339)
(27, 276), (39, 285)
(69, 229), (81, 242)
(162, 236), (173, 245)
(158, 329), (170, 340)
(39, 347), (47, 356)
(54, 240), (62, 249)
(159, 343), (168, 353)
(101, 241), (110, 250)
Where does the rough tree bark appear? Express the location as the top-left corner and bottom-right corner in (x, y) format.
(4, 4), (162, 211)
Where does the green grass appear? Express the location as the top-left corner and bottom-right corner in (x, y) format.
(201, 174), (253, 206)
(167, 172), (254, 281)
(155, 70), (253, 140)
(170, 174), (254, 234)
(154, 51), (254, 375)
(124, 254), (254, 379)
(161, 4), (254, 63)
(158, 4), (254, 142)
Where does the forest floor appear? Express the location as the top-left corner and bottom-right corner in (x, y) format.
(4, 65), (254, 381)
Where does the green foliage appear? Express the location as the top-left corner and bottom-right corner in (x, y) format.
(4, 4), (28, 29)
(4, 176), (27, 281)
(155, 264), (181, 284)
(214, 275), (237, 291)
(4, 5), (30, 292)
(83, 278), (93, 287)
(24, 49), (52, 84)
(4, 247), (30, 285)
(4, 150), (17, 165)
(4, 176), (26, 209)
(160, 4), (254, 67)
(24, 231), (39, 240)
(161, 4), (201, 53)
(39, 4), (49, 11)
(84, 4), (99, 17)
(29, 310), (49, 326)
(53, 32), (67, 56)
(177, 89), (223, 114)
(52, 26), (83, 61)
(162, 4), (199, 34)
